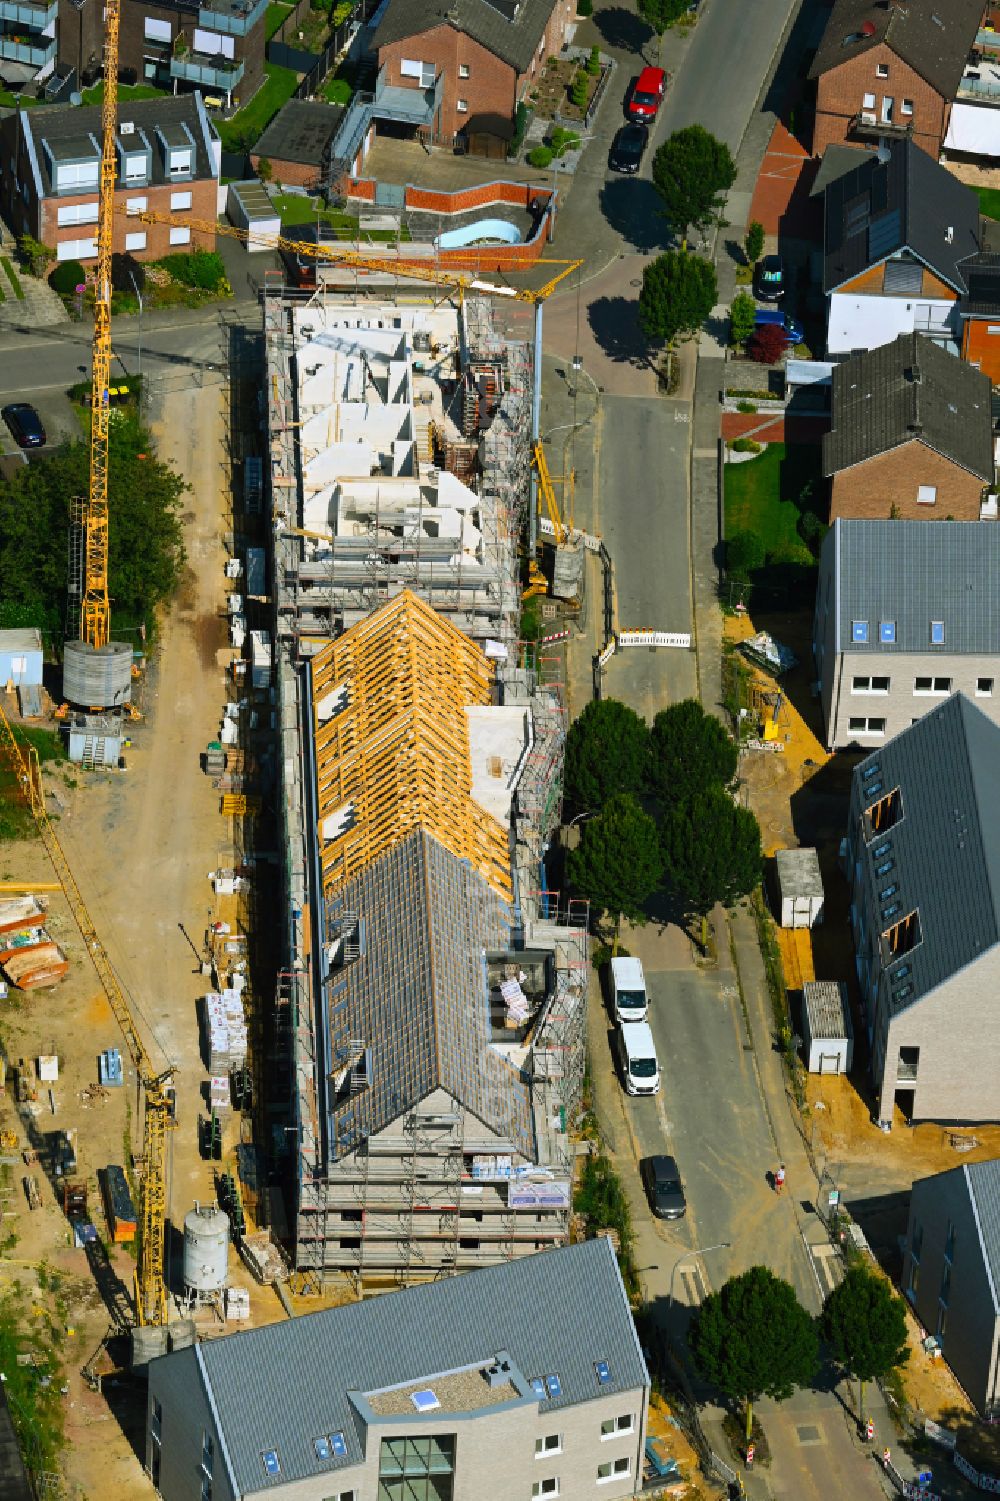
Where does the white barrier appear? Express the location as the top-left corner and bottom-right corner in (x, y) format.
(618, 630), (692, 649)
(597, 640), (617, 667)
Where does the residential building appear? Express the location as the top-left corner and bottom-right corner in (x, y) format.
(845, 693), (1000, 1127)
(822, 137), (982, 356)
(823, 333), (993, 521)
(903, 1160), (1000, 1416)
(146, 1238), (649, 1501)
(249, 98), (345, 188)
(958, 248), (1000, 383)
(814, 521), (1000, 748)
(0, 94), (219, 263)
(373, 0), (577, 145)
(56, 0), (266, 110)
(809, 0), (982, 159)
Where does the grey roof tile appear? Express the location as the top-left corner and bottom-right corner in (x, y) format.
(24, 93), (216, 196)
(966, 1159), (1000, 1314)
(374, 0), (557, 74)
(823, 332), (992, 479)
(174, 1238), (648, 1493)
(809, 0), (982, 97)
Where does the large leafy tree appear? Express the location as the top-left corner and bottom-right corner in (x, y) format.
(637, 0), (689, 61)
(652, 125), (736, 240)
(649, 699), (737, 806)
(690, 1266), (819, 1441)
(638, 251), (717, 347)
(821, 1267), (909, 1419)
(662, 786), (762, 917)
(563, 698), (649, 814)
(567, 792), (662, 932)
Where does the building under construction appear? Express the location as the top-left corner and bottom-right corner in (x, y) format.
(263, 289), (587, 1287)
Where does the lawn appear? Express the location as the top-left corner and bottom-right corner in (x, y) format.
(320, 75), (353, 104)
(724, 443), (824, 574)
(81, 81), (165, 105)
(0, 90), (42, 108)
(271, 192), (411, 240)
(266, 1), (292, 39)
(974, 186), (1000, 222)
(217, 63), (299, 151)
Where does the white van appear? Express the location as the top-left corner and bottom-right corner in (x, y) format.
(616, 1020), (660, 1096)
(610, 956), (648, 1023)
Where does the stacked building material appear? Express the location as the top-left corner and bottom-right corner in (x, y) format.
(0, 896), (48, 934)
(204, 989), (248, 1073)
(0, 927), (68, 989)
(210, 1075), (232, 1114)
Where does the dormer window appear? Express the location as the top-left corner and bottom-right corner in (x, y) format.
(168, 146), (192, 177)
(122, 151), (147, 184)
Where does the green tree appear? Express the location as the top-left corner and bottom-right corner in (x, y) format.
(567, 793), (662, 933)
(49, 260), (86, 295)
(587, 44), (601, 75)
(662, 786), (762, 923)
(729, 290), (756, 348)
(726, 528), (766, 579)
(690, 1266), (819, 1442)
(821, 1267), (909, 1420)
(745, 219), (765, 264)
(570, 70), (589, 109)
(564, 698), (649, 813)
(17, 234), (55, 278)
(652, 125), (736, 241)
(256, 155), (273, 183)
(527, 146), (554, 169)
(638, 251), (716, 347)
(649, 699), (737, 805)
(637, 0), (689, 60)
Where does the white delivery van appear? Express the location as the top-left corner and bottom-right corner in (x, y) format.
(610, 956), (648, 1022)
(616, 1020), (660, 1096)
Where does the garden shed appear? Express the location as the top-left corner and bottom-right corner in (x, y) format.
(0, 627), (42, 688)
(775, 846), (824, 928)
(226, 182), (280, 251)
(802, 981), (853, 1074)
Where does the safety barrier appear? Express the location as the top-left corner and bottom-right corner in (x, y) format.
(618, 630), (693, 649)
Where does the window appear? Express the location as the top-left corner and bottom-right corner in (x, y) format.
(600, 1415), (635, 1438)
(380, 1436), (456, 1501)
(852, 676), (890, 694)
(145, 15), (171, 40)
(123, 151), (147, 183)
(978, 678), (994, 696)
(862, 91), (876, 108)
(852, 620), (869, 643)
(400, 57), (435, 86)
(901, 98), (913, 114)
(876, 62), (889, 76)
(200, 1432), (214, 1501)
(931, 621), (945, 645)
(917, 484), (937, 504)
(126, 195), (147, 213)
(458, 62), (470, 77)
(532, 1482), (559, 1499)
(54, 160), (99, 192)
(57, 201), (99, 227)
(536, 1435), (562, 1457)
(914, 676), (950, 694)
(879, 621), (896, 643)
(169, 226), (191, 245)
(945, 1220), (956, 1263)
(597, 1459), (631, 1483)
(168, 147), (193, 176)
(57, 236), (97, 261)
(456, 98), (468, 112)
(170, 189), (192, 210)
(848, 717), (886, 735)
(261, 1450), (280, 1478)
(125, 231), (147, 252)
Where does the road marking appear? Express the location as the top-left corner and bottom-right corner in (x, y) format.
(673, 410), (690, 422)
(807, 1241), (844, 1297)
(678, 1263), (707, 1307)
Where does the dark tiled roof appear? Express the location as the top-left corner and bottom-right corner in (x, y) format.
(374, 0), (558, 73)
(823, 332), (992, 478)
(253, 99), (344, 166)
(161, 1238), (649, 1495)
(827, 520), (1000, 655)
(959, 249), (1000, 317)
(851, 693), (1000, 1009)
(809, 142), (869, 198)
(911, 1159), (1000, 1314)
(824, 138), (980, 294)
(809, 0), (982, 97)
(23, 93), (216, 196)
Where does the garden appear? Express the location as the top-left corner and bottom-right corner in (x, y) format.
(723, 443), (826, 601)
(525, 47), (605, 124)
(38, 246), (232, 315)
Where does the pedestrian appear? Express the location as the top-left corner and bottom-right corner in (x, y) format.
(774, 1164), (786, 1195)
(865, 1418), (875, 1444)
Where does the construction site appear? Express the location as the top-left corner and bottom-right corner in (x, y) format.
(260, 284), (589, 1286)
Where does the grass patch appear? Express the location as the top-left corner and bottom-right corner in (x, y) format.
(266, 1), (292, 39)
(1, 256), (24, 300)
(723, 442), (825, 600)
(574, 1151), (640, 1300)
(0, 91), (42, 108)
(320, 74), (353, 104)
(80, 81), (166, 105)
(0, 726), (63, 842)
(217, 63), (298, 151)
(0, 1283), (66, 1477)
(975, 185), (1000, 221)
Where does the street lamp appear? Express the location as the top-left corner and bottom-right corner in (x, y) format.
(570, 354), (601, 403)
(668, 1241), (731, 1309)
(566, 810), (597, 830)
(127, 266), (143, 384)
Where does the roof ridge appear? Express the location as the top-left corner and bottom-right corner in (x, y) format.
(955, 696), (1000, 924)
(964, 1159), (1000, 1315)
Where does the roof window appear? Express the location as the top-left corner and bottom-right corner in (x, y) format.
(545, 1374), (563, 1399)
(262, 1450), (281, 1477)
(930, 621), (945, 645)
(864, 787), (903, 841)
(531, 1377), (546, 1399)
(595, 1361), (612, 1385)
(881, 909), (922, 963)
(879, 621), (896, 643)
(852, 620), (869, 644)
(411, 1389), (441, 1413)
(862, 761), (882, 781)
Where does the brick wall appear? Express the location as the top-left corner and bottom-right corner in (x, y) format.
(829, 439), (988, 522)
(250, 155), (316, 187)
(37, 178), (217, 263)
(813, 43), (947, 158)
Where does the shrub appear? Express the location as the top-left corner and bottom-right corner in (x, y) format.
(587, 44), (601, 74)
(798, 510), (824, 552)
(577, 0), (593, 13)
(49, 260), (86, 295)
(110, 251), (145, 294)
(527, 145), (554, 168)
(745, 218), (765, 264)
(736, 399), (757, 413)
(550, 126), (581, 156)
(509, 101), (530, 157)
(748, 322), (787, 364)
(570, 70), (589, 108)
(726, 529), (765, 577)
(158, 248), (227, 290)
(731, 437), (762, 453)
(729, 289), (756, 348)
(17, 234), (54, 278)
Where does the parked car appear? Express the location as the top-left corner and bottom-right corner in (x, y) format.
(642, 1154), (687, 1219)
(753, 254), (785, 301)
(616, 1019), (660, 1096)
(2, 402), (46, 448)
(609, 122), (649, 174)
(627, 66), (666, 121)
(754, 306), (804, 345)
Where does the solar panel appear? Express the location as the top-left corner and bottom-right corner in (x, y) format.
(867, 209), (901, 260)
(870, 164), (888, 215)
(595, 1360), (611, 1385)
(545, 1374), (562, 1399)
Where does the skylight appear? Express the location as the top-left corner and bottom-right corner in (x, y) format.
(330, 1433), (347, 1457)
(262, 1450), (281, 1477)
(930, 621), (945, 645)
(545, 1374), (562, 1399)
(852, 620), (869, 644)
(411, 1389), (441, 1413)
(595, 1361), (611, 1386)
(531, 1377), (546, 1399)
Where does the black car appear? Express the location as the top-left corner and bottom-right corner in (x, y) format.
(753, 254), (785, 301)
(609, 122), (649, 175)
(642, 1154), (687, 1219)
(2, 402), (46, 448)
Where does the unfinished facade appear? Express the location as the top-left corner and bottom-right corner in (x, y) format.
(263, 290), (584, 1287)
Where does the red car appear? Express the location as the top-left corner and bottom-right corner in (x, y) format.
(627, 66), (667, 121)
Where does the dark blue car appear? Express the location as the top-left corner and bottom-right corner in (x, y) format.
(2, 403), (45, 448)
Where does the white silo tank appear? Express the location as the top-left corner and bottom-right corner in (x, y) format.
(183, 1202), (229, 1297)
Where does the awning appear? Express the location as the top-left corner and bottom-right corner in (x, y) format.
(944, 101), (1000, 158)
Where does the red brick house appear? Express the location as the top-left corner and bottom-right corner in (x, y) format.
(809, 0), (983, 160)
(823, 332), (994, 521)
(0, 95), (219, 265)
(374, 0), (577, 145)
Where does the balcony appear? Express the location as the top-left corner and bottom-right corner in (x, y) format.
(198, 0), (266, 35)
(0, 0), (56, 26)
(169, 50), (244, 89)
(851, 110), (914, 139)
(372, 62), (442, 128)
(0, 28), (55, 65)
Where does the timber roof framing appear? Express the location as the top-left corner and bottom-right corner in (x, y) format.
(311, 589), (512, 902)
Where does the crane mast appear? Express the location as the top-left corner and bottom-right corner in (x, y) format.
(81, 0), (119, 652)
